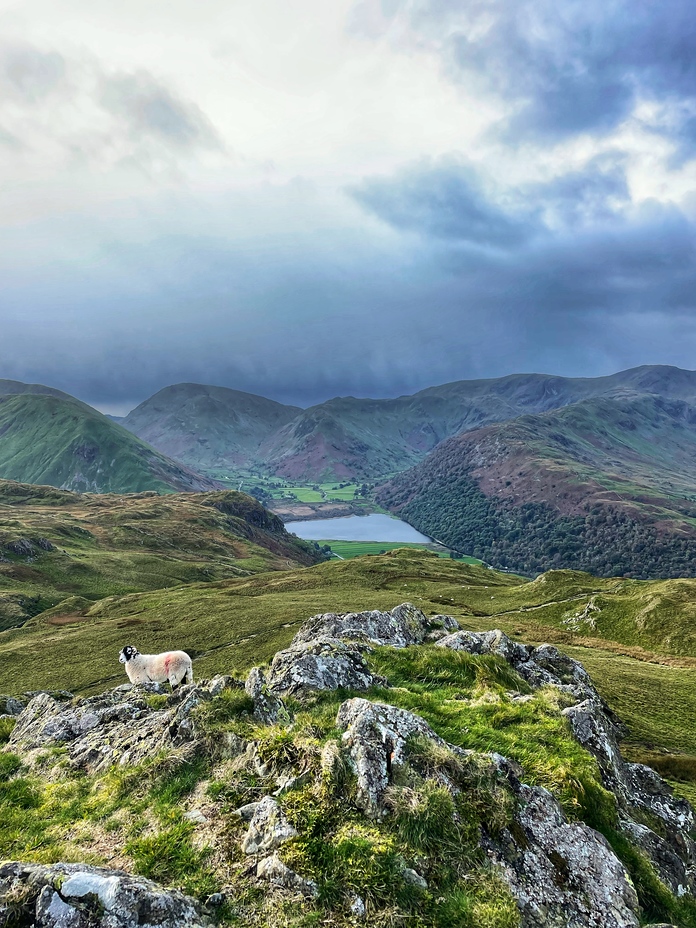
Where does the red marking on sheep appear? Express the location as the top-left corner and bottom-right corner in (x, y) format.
(164, 654), (172, 673)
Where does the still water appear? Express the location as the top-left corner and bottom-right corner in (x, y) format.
(286, 513), (431, 543)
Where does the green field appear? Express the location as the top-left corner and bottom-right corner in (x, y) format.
(321, 540), (481, 561)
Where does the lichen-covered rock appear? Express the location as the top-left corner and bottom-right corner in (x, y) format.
(436, 630), (597, 699)
(489, 785), (640, 928)
(9, 676), (238, 772)
(268, 637), (385, 696)
(256, 853), (318, 897)
(336, 698), (467, 817)
(293, 602), (428, 648)
(241, 796), (297, 855)
(245, 667), (288, 723)
(0, 861), (210, 927)
(0, 693), (28, 717)
(564, 699), (696, 894)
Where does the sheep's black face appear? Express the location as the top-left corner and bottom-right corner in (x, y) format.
(119, 645), (139, 664)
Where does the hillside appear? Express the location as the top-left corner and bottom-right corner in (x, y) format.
(0, 393), (220, 494)
(0, 480), (321, 631)
(122, 366), (696, 483)
(3, 553), (696, 925)
(378, 392), (696, 579)
(122, 383), (301, 476)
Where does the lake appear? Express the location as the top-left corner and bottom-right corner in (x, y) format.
(286, 513), (432, 543)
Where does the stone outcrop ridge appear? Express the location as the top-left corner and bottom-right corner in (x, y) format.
(292, 602), (432, 648)
(436, 628), (597, 700)
(437, 627), (696, 905)
(0, 861), (210, 927)
(1, 606), (694, 928)
(9, 675), (236, 773)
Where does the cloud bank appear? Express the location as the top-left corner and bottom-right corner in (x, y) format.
(0, 0), (695, 412)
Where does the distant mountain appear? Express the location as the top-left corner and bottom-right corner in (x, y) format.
(122, 383), (301, 475)
(378, 390), (696, 578)
(0, 393), (219, 493)
(0, 378), (77, 401)
(123, 366), (696, 482)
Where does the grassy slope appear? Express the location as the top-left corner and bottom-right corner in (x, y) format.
(0, 393), (219, 494)
(3, 551), (696, 792)
(3, 555), (696, 924)
(0, 481), (321, 631)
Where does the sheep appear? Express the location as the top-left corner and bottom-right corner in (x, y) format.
(118, 645), (193, 688)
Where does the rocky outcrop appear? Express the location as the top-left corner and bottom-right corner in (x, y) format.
(267, 637), (384, 696)
(436, 629), (598, 699)
(336, 697), (643, 926)
(564, 699), (696, 895)
(489, 785), (640, 928)
(293, 602), (429, 648)
(0, 861), (210, 927)
(9, 675), (237, 772)
(336, 697), (468, 817)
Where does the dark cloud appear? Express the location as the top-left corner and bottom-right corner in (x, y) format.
(100, 71), (221, 149)
(350, 157), (537, 246)
(2, 166), (696, 411)
(390, 0), (696, 151)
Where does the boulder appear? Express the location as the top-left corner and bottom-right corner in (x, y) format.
(245, 667), (288, 723)
(256, 854), (318, 897)
(9, 676), (237, 772)
(0, 861), (210, 927)
(336, 698), (467, 817)
(0, 694), (28, 717)
(268, 637), (384, 696)
(292, 603), (428, 648)
(241, 796), (297, 855)
(489, 785), (640, 928)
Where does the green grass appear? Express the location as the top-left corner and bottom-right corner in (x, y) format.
(0, 484), (320, 631)
(321, 540), (474, 560)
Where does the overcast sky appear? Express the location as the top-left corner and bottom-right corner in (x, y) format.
(1, 0), (696, 413)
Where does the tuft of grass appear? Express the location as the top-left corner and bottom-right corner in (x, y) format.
(126, 822), (217, 897)
(0, 716), (16, 743)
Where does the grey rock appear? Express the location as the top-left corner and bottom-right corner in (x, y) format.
(245, 667), (288, 723)
(489, 785), (640, 928)
(256, 853), (318, 897)
(183, 809), (208, 825)
(336, 697), (467, 817)
(9, 676), (238, 773)
(233, 801), (261, 822)
(563, 699), (696, 895)
(293, 602), (428, 648)
(402, 867), (428, 889)
(0, 694), (28, 716)
(0, 861), (211, 927)
(428, 614), (460, 631)
(349, 894), (366, 917)
(241, 796), (297, 855)
(268, 637), (384, 696)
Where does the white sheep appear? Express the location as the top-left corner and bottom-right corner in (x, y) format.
(118, 645), (193, 688)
